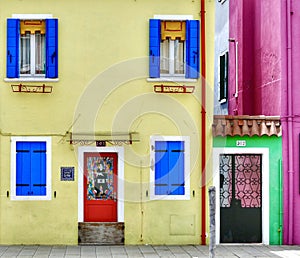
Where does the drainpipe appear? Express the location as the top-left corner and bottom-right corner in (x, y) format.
(279, 159), (283, 245)
(200, 0), (206, 246)
(229, 38), (239, 114)
(234, 41), (238, 99)
(286, 0), (294, 245)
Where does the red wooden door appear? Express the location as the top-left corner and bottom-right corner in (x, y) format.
(84, 152), (118, 222)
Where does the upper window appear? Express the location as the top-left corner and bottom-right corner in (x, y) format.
(7, 17), (58, 79)
(150, 136), (190, 200)
(149, 19), (199, 80)
(219, 51), (228, 103)
(11, 137), (52, 200)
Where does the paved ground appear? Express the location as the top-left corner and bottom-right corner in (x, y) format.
(0, 244), (299, 258)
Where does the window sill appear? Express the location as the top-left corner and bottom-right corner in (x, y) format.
(147, 77), (197, 83)
(150, 194), (190, 201)
(4, 78), (59, 83)
(11, 195), (51, 201)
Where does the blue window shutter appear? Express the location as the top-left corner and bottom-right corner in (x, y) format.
(168, 141), (185, 195)
(149, 19), (160, 78)
(155, 141), (185, 196)
(16, 142), (31, 196)
(31, 142), (46, 196)
(46, 19), (58, 78)
(155, 141), (169, 195)
(7, 19), (19, 78)
(186, 20), (200, 79)
(16, 142), (46, 196)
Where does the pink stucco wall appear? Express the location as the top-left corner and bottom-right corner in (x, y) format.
(229, 0), (300, 244)
(229, 0), (281, 116)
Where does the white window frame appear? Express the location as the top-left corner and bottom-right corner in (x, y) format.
(150, 135), (190, 200)
(5, 14), (59, 82)
(147, 15), (196, 83)
(10, 136), (52, 201)
(78, 146), (125, 222)
(213, 147), (270, 245)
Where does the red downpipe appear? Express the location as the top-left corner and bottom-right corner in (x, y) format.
(200, 0), (206, 245)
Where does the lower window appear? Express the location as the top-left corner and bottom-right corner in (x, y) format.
(150, 136), (190, 200)
(11, 137), (52, 200)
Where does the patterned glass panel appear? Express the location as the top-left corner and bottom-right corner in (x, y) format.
(86, 156), (115, 200)
(220, 154), (232, 207)
(235, 155), (261, 208)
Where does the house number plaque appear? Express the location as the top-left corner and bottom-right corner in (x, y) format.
(61, 167), (75, 181)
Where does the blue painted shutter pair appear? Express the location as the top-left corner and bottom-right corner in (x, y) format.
(16, 142), (46, 196)
(149, 19), (200, 79)
(155, 141), (185, 195)
(7, 18), (58, 78)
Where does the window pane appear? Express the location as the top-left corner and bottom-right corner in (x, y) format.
(219, 52), (228, 101)
(174, 39), (184, 74)
(160, 39), (169, 74)
(20, 32), (31, 74)
(220, 54), (225, 100)
(35, 32), (45, 74)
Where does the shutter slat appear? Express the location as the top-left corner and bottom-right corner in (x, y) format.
(154, 141), (169, 195)
(16, 142), (31, 196)
(169, 141), (185, 195)
(31, 142), (47, 195)
(33, 150), (47, 153)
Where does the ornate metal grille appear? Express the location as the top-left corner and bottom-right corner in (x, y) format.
(220, 154), (261, 208)
(220, 154), (232, 207)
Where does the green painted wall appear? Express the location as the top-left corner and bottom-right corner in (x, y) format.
(213, 135), (282, 245)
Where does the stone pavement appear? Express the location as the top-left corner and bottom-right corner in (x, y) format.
(0, 244), (299, 258)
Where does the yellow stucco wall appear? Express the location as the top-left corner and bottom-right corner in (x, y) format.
(0, 0), (214, 245)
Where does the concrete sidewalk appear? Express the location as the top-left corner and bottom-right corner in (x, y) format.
(0, 244), (299, 258)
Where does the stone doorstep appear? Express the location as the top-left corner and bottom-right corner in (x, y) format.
(78, 222), (125, 245)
